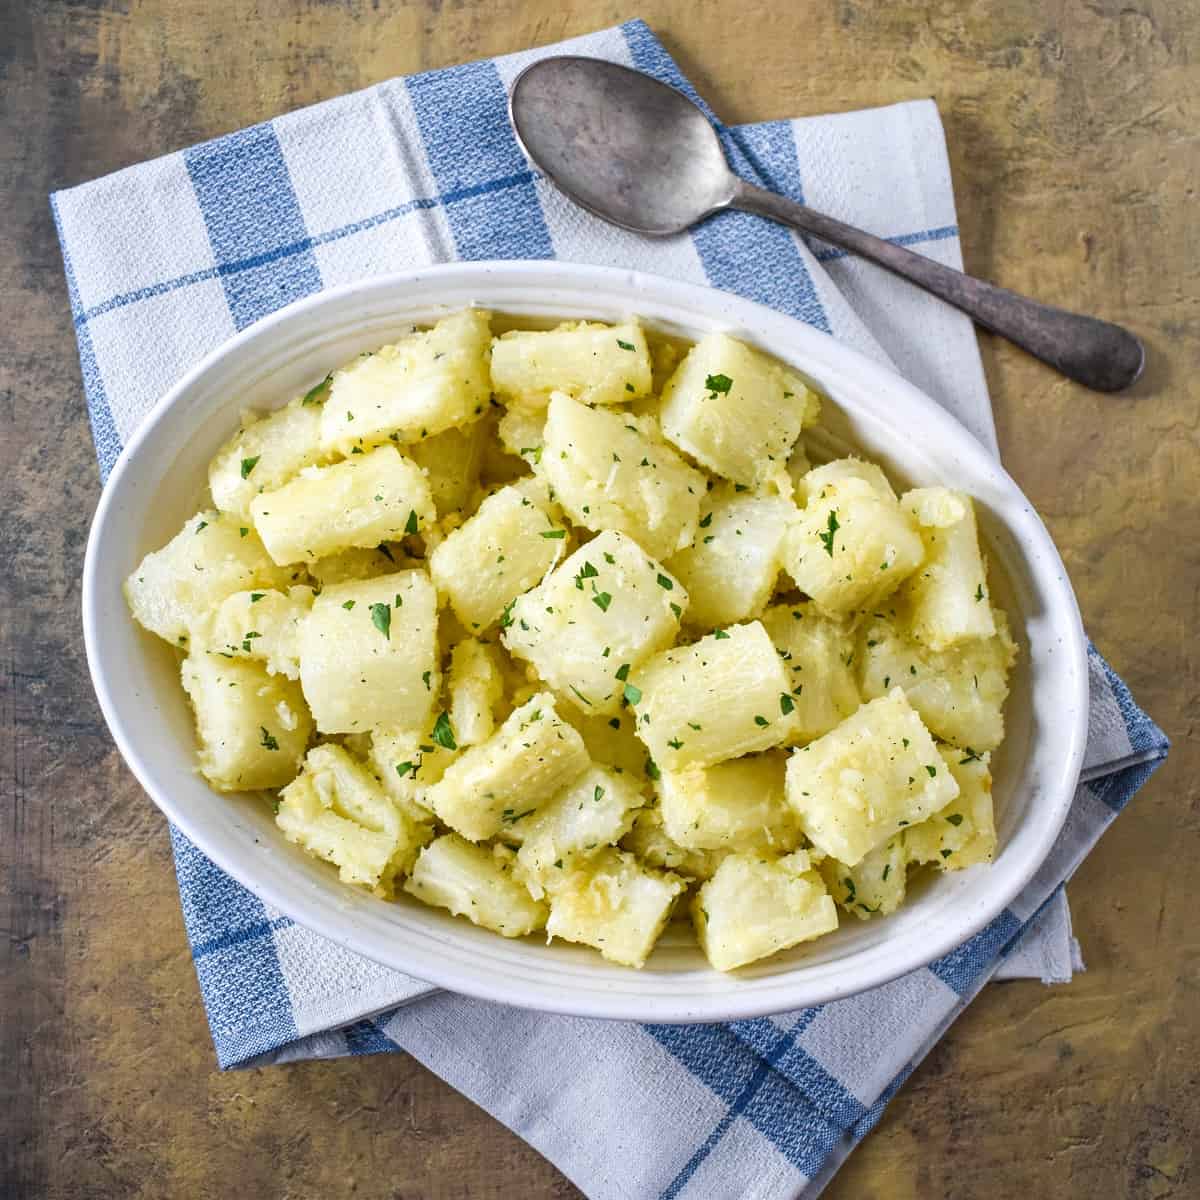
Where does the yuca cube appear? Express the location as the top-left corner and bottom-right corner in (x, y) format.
(546, 848), (685, 968)
(319, 309), (492, 452)
(250, 445), (434, 566)
(658, 751), (800, 854)
(276, 773), (399, 891)
(785, 688), (959, 866)
(369, 723), (457, 826)
(620, 808), (728, 881)
(667, 485), (796, 628)
(691, 850), (838, 972)
(208, 395), (330, 519)
(898, 488), (996, 650)
(538, 394), (704, 560)
(429, 483), (564, 631)
(504, 530), (685, 715)
(516, 766), (646, 897)
(496, 404), (546, 462)
(423, 693), (589, 841)
(561, 708), (654, 780)
(276, 743), (429, 894)
(657, 333), (819, 489)
(407, 418), (489, 516)
(627, 621), (796, 771)
(490, 321), (653, 407)
(308, 544), (412, 585)
(404, 835), (548, 938)
(447, 638), (506, 747)
(818, 836), (908, 921)
(180, 653), (313, 791)
(857, 611), (1016, 751)
(902, 746), (997, 870)
(797, 457), (896, 504)
(124, 510), (293, 646)
(760, 602), (861, 743)
(783, 474), (924, 616)
(298, 570), (438, 734)
(195, 585), (313, 679)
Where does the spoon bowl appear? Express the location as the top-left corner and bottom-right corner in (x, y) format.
(510, 56), (733, 235)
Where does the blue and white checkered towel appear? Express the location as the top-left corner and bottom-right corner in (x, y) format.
(54, 20), (1168, 1199)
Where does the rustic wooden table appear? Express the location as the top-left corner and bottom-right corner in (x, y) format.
(3, 1), (1196, 1196)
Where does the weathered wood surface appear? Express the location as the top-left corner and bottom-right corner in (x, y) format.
(1, 1), (1195, 1196)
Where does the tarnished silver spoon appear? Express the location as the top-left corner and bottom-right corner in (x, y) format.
(509, 56), (1144, 393)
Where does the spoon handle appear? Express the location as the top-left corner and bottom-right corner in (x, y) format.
(729, 180), (1143, 392)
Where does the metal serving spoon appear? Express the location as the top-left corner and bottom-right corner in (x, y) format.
(509, 56), (1144, 393)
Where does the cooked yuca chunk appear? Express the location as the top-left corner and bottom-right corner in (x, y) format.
(423, 693), (589, 841)
(276, 744), (429, 894)
(319, 309), (492, 452)
(407, 419), (490, 516)
(515, 766), (646, 896)
(898, 487), (996, 650)
(797, 457), (896, 504)
(447, 638), (506, 747)
(307, 544), (410, 585)
(124, 511), (293, 645)
(208, 396), (330, 519)
(627, 621), (797, 771)
(490, 321), (653, 407)
(667, 485), (795, 628)
(180, 653), (313, 791)
(404, 835), (548, 937)
(621, 808), (728, 881)
(857, 611), (1016, 751)
(298, 570), (438, 734)
(902, 746), (997, 870)
(504, 530), (686, 715)
(429, 483), (564, 630)
(250, 445), (434, 566)
(692, 850), (838, 972)
(369, 723), (457, 825)
(195, 585), (313, 679)
(496, 403), (547, 464)
(546, 848), (685, 967)
(785, 688), (959, 866)
(658, 751), (800, 853)
(657, 333), (819, 489)
(783, 471), (924, 617)
(760, 603), (861, 743)
(538, 394), (705, 560)
(562, 708), (654, 780)
(818, 836), (908, 921)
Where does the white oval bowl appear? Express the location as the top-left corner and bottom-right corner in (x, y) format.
(83, 261), (1088, 1022)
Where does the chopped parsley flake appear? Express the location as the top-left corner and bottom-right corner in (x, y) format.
(615, 663), (631, 681)
(656, 574), (673, 591)
(712, 629), (730, 640)
(592, 591), (612, 612)
(975, 583), (985, 602)
(946, 813), (965, 826)
(395, 760), (419, 780)
(370, 602), (391, 639)
(644, 757), (661, 781)
(541, 528), (566, 539)
(623, 682), (642, 706)
(754, 715), (769, 727)
(302, 373), (332, 404)
(617, 339), (636, 351)
(405, 509), (420, 535)
(259, 726), (279, 751)
(705, 373), (733, 394)
(780, 693), (795, 715)
(240, 456), (260, 479)
(249, 592), (265, 603)
(819, 509), (840, 556)
(342, 600), (356, 611)
(925, 764), (938, 777)
(422, 670), (432, 690)
(431, 712), (457, 750)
